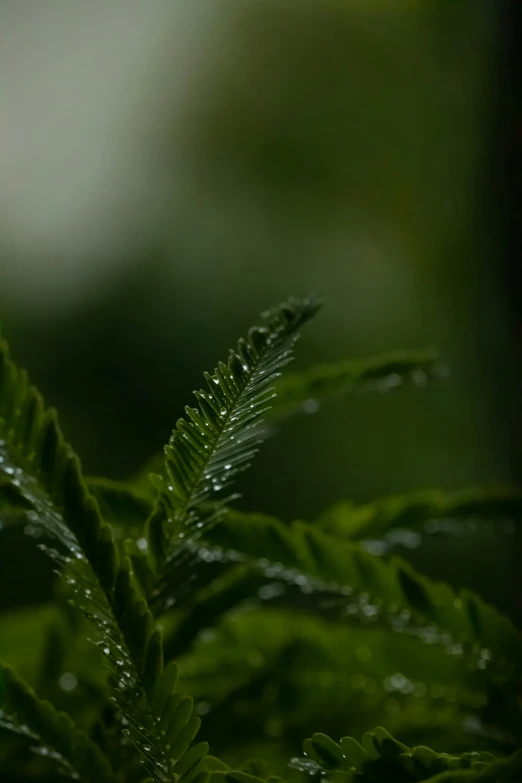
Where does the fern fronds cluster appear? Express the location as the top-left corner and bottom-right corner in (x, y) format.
(290, 728), (522, 782)
(0, 664), (117, 783)
(1, 297), (520, 783)
(0, 332), (210, 782)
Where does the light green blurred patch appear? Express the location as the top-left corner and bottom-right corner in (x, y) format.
(0, 603), (59, 684)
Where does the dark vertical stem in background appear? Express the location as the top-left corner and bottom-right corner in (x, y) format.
(489, 0), (522, 621)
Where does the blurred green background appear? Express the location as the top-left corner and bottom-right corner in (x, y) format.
(0, 2), (517, 616)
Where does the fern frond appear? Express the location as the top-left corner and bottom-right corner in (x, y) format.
(0, 664), (116, 782)
(167, 577), (514, 741)
(317, 487), (522, 543)
(129, 348), (439, 502)
(172, 512), (522, 682)
(423, 750), (522, 782)
(87, 477), (150, 542)
(175, 606), (512, 759)
(148, 297), (321, 576)
(291, 728), (520, 783)
(88, 477), (150, 526)
(0, 337), (208, 782)
(269, 348), (442, 419)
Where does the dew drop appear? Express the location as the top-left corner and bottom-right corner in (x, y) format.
(58, 672), (77, 692)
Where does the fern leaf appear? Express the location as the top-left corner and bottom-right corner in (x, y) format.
(164, 569), (516, 742)
(423, 750), (522, 782)
(148, 296), (321, 572)
(317, 487), (522, 543)
(88, 477), (150, 537)
(164, 511), (522, 684)
(269, 348), (442, 419)
(291, 728), (520, 783)
(0, 664), (116, 782)
(175, 606), (510, 758)
(0, 337), (208, 783)
(129, 455), (167, 501)
(129, 348), (440, 501)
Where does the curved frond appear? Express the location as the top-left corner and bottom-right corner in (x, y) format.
(424, 750), (522, 782)
(290, 728), (515, 782)
(162, 511), (522, 684)
(0, 337), (208, 783)
(317, 487), (522, 544)
(147, 296), (322, 572)
(174, 607), (516, 760)
(88, 477), (150, 539)
(0, 664), (116, 782)
(270, 349), (442, 419)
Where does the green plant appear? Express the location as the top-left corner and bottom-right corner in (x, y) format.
(0, 298), (520, 782)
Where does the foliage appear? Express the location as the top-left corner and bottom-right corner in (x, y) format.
(0, 298), (520, 783)
(290, 728), (522, 782)
(269, 349), (443, 420)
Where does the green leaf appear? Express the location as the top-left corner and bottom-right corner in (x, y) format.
(317, 487), (522, 543)
(2, 303), (520, 783)
(175, 607), (513, 757)
(424, 749), (522, 781)
(269, 349), (442, 419)
(0, 664), (116, 782)
(291, 728), (517, 782)
(87, 477), (150, 540)
(178, 511), (522, 683)
(149, 296), (322, 585)
(131, 349), (441, 503)
(0, 336), (208, 783)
